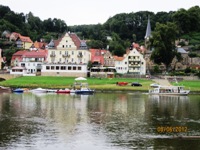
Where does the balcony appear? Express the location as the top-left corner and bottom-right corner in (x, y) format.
(50, 54), (56, 57)
(77, 54), (83, 58)
(62, 54), (70, 58)
(129, 64), (140, 67)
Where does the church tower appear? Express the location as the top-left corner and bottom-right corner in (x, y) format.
(144, 16), (152, 51)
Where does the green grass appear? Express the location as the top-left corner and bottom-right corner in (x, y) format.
(1, 76), (200, 92)
(0, 76), (153, 91)
(172, 80), (200, 92)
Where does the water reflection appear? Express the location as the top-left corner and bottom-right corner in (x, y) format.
(0, 92), (200, 149)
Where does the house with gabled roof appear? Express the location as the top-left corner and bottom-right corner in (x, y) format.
(42, 32), (90, 77)
(10, 50), (48, 76)
(114, 48), (146, 75)
(90, 49), (107, 67)
(30, 41), (48, 50)
(16, 35), (33, 49)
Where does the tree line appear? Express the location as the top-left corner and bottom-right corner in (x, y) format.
(1, 5), (200, 57)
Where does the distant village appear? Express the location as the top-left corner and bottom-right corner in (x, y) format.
(0, 19), (199, 78)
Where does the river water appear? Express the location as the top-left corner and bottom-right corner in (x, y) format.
(0, 92), (200, 150)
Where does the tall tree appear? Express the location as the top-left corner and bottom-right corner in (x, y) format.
(150, 22), (179, 71)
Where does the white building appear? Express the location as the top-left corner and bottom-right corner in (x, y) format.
(41, 32), (90, 77)
(10, 50), (47, 76)
(114, 48), (146, 75)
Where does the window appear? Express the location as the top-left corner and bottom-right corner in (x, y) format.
(61, 66), (66, 70)
(51, 66), (55, 70)
(60, 51), (62, 55)
(46, 66), (50, 70)
(78, 67), (81, 70)
(62, 45), (64, 48)
(56, 66), (59, 70)
(73, 66), (76, 70)
(68, 66), (71, 70)
(21, 63), (25, 67)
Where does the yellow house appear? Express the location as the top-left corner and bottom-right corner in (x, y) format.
(16, 35), (33, 50)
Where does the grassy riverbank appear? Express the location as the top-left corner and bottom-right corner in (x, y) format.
(0, 76), (152, 92)
(0, 76), (199, 92)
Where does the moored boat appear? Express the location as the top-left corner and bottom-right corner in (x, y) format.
(12, 88), (24, 93)
(0, 86), (11, 92)
(30, 88), (47, 93)
(56, 88), (70, 94)
(149, 85), (190, 96)
(75, 87), (95, 95)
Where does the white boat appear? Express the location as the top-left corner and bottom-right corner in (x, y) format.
(30, 88), (47, 93)
(149, 85), (190, 96)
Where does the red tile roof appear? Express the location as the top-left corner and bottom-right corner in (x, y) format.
(18, 35), (33, 43)
(34, 41), (47, 49)
(90, 49), (107, 64)
(69, 33), (81, 49)
(113, 56), (124, 61)
(23, 51), (47, 58)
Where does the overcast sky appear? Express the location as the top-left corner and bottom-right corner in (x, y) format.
(0, 0), (200, 25)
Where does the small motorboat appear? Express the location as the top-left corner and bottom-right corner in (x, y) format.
(46, 89), (57, 93)
(0, 86), (11, 92)
(12, 88), (24, 93)
(56, 88), (70, 94)
(75, 87), (95, 95)
(30, 88), (47, 93)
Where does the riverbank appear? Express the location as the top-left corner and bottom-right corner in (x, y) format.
(0, 76), (199, 92)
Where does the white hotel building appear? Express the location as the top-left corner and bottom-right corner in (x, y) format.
(41, 32), (91, 77)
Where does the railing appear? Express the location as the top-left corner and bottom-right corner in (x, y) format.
(62, 54), (70, 57)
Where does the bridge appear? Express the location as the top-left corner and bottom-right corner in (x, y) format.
(0, 73), (21, 80)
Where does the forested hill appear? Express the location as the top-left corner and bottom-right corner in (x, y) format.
(1, 5), (200, 56)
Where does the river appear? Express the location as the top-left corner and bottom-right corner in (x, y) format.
(0, 92), (200, 150)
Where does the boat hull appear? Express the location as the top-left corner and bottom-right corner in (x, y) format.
(31, 88), (47, 93)
(75, 90), (95, 95)
(12, 88), (24, 93)
(56, 90), (70, 94)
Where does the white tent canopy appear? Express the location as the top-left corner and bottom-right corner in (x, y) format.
(75, 77), (87, 81)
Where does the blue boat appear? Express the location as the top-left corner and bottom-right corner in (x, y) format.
(75, 87), (95, 95)
(12, 88), (24, 93)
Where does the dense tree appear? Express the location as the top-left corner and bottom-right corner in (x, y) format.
(150, 22), (179, 71)
(1, 4), (200, 58)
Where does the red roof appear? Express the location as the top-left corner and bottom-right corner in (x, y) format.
(33, 41), (47, 49)
(13, 50), (27, 56)
(90, 49), (107, 64)
(18, 35), (33, 43)
(23, 51), (47, 58)
(113, 56), (124, 61)
(69, 33), (81, 49)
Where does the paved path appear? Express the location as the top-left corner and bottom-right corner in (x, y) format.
(152, 77), (171, 86)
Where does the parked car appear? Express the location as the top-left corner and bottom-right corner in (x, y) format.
(116, 82), (129, 86)
(150, 83), (160, 88)
(131, 82), (142, 86)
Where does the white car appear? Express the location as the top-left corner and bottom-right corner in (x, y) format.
(150, 83), (160, 88)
